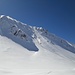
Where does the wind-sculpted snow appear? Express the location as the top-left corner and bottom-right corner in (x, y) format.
(0, 15), (38, 51)
(0, 15), (75, 75)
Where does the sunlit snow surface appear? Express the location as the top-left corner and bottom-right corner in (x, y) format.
(0, 15), (75, 75)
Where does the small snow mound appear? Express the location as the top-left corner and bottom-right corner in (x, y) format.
(37, 38), (41, 44)
(33, 26), (44, 31)
(0, 15), (6, 18)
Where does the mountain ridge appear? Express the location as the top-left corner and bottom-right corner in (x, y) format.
(0, 15), (75, 75)
(0, 15), (75, 53)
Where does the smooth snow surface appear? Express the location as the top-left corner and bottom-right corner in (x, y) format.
(0, 15), (75, 75)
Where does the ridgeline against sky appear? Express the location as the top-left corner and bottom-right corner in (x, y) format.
(0, 0), (75, 43)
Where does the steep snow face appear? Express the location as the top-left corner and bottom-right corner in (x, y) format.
(0, 15), (38, 51)
(0, 15), (75, 75)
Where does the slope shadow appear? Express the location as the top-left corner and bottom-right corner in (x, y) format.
(2, 33), (38, 51)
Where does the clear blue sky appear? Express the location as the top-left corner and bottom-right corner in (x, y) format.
(0, 0), (75, 43)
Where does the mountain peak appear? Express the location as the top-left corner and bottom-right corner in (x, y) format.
(0, 15), (18, 23)
(0, 15), (75, 53)
(0, 15), (6, 18)
(0, 15), (10, 19)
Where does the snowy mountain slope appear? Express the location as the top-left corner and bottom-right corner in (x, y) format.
(0, 15), (38, 51)
(0, 15), (75, 75)
(0, 15), (75, 53)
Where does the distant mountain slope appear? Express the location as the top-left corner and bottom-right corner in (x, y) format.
(0, 15), (75, 75)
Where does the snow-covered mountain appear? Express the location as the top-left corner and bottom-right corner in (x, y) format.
(0, 15), (75, 75)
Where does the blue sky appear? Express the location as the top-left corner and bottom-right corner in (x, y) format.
(0, 0), (75, 43)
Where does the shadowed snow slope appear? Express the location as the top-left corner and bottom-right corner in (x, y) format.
(0, 15), (75, 75)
